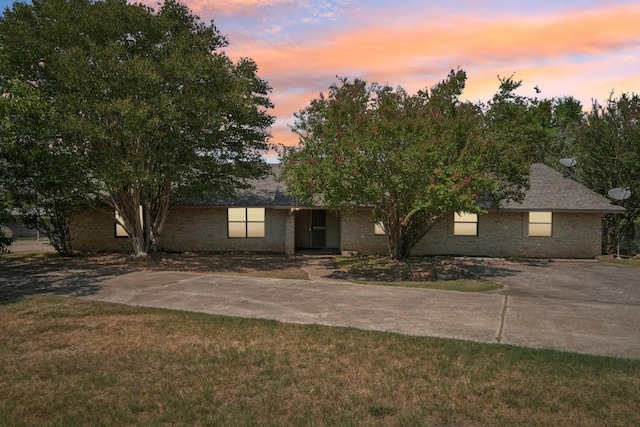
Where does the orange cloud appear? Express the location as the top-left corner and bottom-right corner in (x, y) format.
(240, 3), (640, 80)
(221, 2), (640, 147)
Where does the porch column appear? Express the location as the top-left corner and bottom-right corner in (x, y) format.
(285, 211), (295, 255)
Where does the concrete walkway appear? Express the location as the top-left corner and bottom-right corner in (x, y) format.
(80, 265), (640, 360)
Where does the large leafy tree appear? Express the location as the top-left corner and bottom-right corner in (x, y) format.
(575, 94), (640, 254)
(482, 77), (586, 169)
(483, 77), (552, 164)
(0, 0), (273, 256)
(0, 79), (86, 255)
(281, 70), (530, 259)
(544, 96), (584, 166)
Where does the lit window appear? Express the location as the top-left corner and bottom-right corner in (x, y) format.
(115, 210), (127, 238)
(228, 207), (265, 238)
(115, 207), (143, 238)
(529, 212), (552, 237)
(454, 212), (478, 236)
(374, 221), (386, 235)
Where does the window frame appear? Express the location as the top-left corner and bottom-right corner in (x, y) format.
(228, 207), (266, 239)
(114, 207), (144, 238)
(528, 211), (553, 237)
(453, 212), (478, 236)
(114, 210), (128, 238)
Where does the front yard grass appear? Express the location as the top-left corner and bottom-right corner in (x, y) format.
(2, 251), (310, 280)
(3, 252), (501, 291)
(1, 296), (638, 426)
(334, 255), (502, 292)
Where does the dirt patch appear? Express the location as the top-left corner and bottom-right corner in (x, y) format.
(1, 252), (309, 281)
(331, 256), (474, 282)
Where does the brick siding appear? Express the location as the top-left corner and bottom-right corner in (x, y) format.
(341, 209), (603, 258)
(71, 207), (287, 253)
(70, 209), (130, 252)
(72, 207), (603, 258)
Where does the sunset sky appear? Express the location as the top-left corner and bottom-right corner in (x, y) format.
(2, 0), (639, 157)
(196, 0), (640, 155)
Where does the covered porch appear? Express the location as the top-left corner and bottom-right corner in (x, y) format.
(284, 208), (341, 255)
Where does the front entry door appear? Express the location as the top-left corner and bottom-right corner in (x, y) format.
(310, 210), (327, 248)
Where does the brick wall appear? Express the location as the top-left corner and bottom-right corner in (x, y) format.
(340, 210), (389, 255)
(70, 209), (131, 252)
(72, 206), (603, 258)
(341, 209), (603, 258)
(161, 207), (286, 253)
(71, 206), (287, 253)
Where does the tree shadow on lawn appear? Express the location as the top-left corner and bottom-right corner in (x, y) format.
(0, 251), (309, 305)
(0, 255), (132, 305)
(140, 251), (307, 276)
(328, 256), (530, 282)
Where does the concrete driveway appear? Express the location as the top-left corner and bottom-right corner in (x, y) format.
(2, 257), (639, 359)
(462, 259), (640, 304)
(458, 259), (640, 358)
(72, 259), (640, 360)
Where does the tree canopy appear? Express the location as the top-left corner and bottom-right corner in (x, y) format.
(0, 0), (273, 256)
(575, 93), (640, 253)
(281, 70), (532, 259)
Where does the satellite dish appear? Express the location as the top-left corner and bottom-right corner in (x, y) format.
(608, 187), (632, 201)
(559, 157), (577, 168)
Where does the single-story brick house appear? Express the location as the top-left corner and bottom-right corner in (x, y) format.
(70, 163), (624, 258)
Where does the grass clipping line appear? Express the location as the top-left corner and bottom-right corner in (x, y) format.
(1, 296), (639, 426)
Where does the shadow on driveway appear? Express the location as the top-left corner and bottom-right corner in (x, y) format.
(462, 259), (640, 305)
(455, 258), (529, 279)
(0, 257), (130, 304)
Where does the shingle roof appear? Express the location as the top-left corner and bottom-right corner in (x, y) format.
(184, 165), (300, 207)
(498, 163), (624, 213)
(186, 163), (624, 213)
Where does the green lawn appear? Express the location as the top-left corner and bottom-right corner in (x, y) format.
(1, 296), (638, 426)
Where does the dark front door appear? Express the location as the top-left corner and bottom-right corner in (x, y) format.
(310, 210), (327, 248)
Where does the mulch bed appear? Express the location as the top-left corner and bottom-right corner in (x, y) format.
(331, 257), (476, 282)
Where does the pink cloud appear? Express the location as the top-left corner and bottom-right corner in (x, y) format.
(238, 3), (640, 78)
(219, 2), (640, 146)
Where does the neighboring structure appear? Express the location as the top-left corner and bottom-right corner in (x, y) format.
(70, 163), (624, 258)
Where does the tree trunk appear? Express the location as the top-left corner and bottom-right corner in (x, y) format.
(27, 201), (74, 257)
(382, 210), (447, 260)
(112, 181), (173, 257)
(385, 220), (415, 260)
(130, 235), (148, 257)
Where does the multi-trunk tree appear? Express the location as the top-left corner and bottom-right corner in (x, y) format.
(281, 70), (532, 259)
(0, 0), (273, 256)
